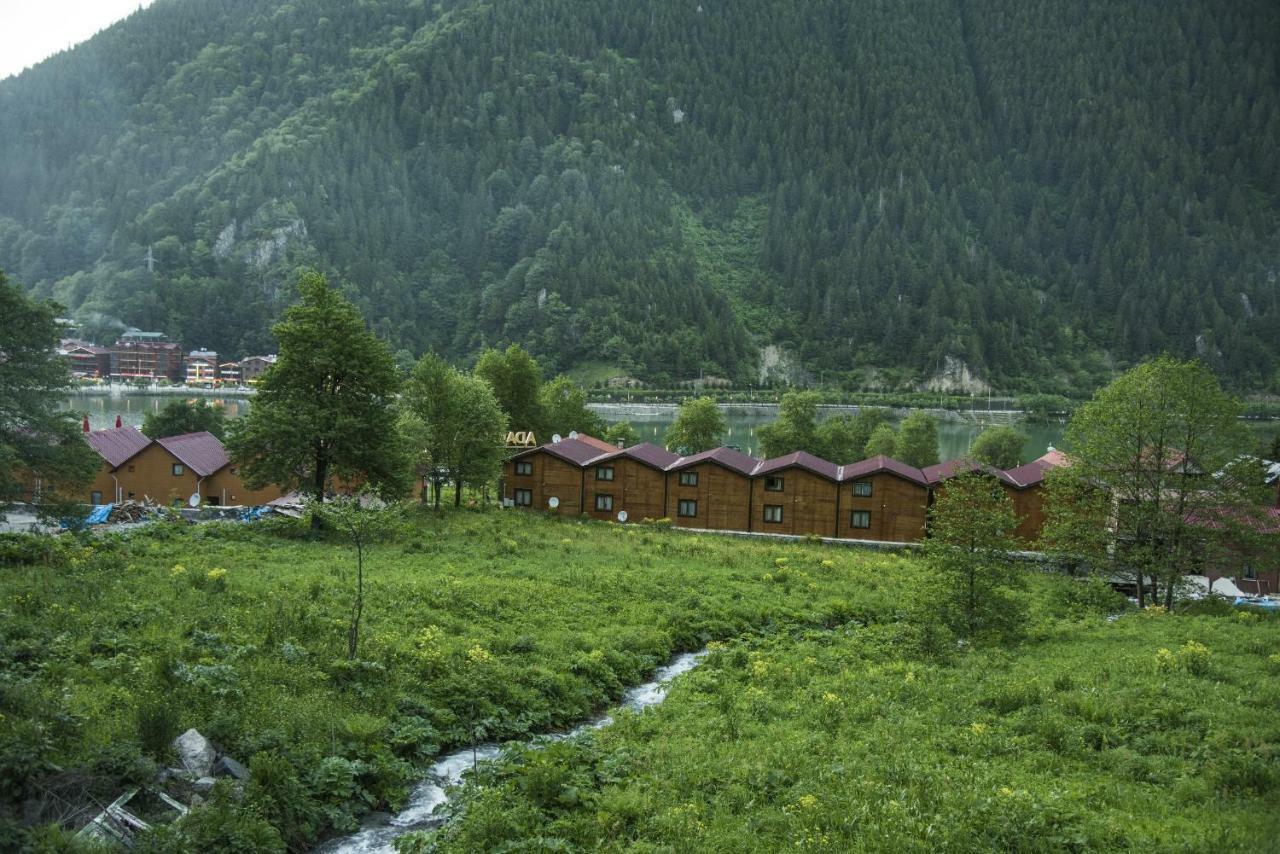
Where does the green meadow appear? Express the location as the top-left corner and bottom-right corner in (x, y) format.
(1, 510), (1276, 851)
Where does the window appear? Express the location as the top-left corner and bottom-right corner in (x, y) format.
(596, 465), (614, 481)
(763, 504), (783, 523)
(678, 499), (698, 517)
(514, 488), (533, 506)
(853, 480), (873, 497)
(172, 463), (185, 476)
(91, 490), (103, 505)
(850, 510), (871, 529)
(595, 494), (613, 511)
(765, 476), (784, 492)
(515, 460), (533, 476)
(679, 471), (698, 487)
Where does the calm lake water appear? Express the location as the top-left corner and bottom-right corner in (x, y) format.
(63, 393), (1070, 461)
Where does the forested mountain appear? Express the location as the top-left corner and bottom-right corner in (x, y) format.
(1, 0), (1277, 392)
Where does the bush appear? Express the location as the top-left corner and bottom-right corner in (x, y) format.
(135, 693), (181, 760)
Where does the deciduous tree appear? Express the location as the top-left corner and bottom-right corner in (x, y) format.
(925, 473), (1023, 641)
(475, 345), (544, 434)
(226, 271), (409, 525)
(1050, 357), (1260, 608)
(969, 425), (1027, 469)
(664, 396), (726, 453)
(894, 412), (940, 468)
(0, 272), (98, 519)
(864, 423), (898, 458)
(757, 392), (821, 458)
(539, 376), (604, 437)
(142, 399), (227, 440)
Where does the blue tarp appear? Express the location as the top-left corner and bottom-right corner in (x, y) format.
(1234, 596), (1280, 610)
(85, 504), (113, 525)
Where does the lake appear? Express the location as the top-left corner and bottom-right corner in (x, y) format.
(63, 392), (1070, 461)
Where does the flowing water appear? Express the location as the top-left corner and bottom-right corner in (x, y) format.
(312, 650), (708, 854)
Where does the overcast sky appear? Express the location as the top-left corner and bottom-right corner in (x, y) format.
(0, 0), (159, 81)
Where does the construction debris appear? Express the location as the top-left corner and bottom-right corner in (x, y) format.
(76, 787), (189, 847)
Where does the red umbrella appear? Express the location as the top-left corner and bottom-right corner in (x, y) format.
(82, 415), (90, 433)
(115, 414), (123, 428)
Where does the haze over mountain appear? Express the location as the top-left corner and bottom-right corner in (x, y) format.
(1, 0), (1276, 392)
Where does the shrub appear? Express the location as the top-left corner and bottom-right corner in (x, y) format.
(1156, 640), (1213, 676)
(135, 693), (181, 761)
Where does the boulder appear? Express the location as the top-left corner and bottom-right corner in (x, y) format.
(193, 777), (218, 796)
(173, 729), (216, 778)
(212, 756), (250, 781)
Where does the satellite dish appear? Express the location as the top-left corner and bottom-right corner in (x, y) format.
(551, 433), (562, 444)
(617, 510), (628, 523)
(548, 496), (560, 509)
(568, 430), (579, 439)
(187, 493), (201, 508)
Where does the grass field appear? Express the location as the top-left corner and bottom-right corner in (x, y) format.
(1, 509), (1277, 851)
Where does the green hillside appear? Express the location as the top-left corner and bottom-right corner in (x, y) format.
(1, 0), (1277, 391)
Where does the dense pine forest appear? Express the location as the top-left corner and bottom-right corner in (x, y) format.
(1, 0), (1277, 392)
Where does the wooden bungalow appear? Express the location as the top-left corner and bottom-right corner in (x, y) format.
(583, 443), (679, 522)
(665, 446), (760, 532)
(84, 428), (279, 506)
(837, 456), (930, 542)
(84, 426), (152, 504)
(502, 437), (605, 516)
(750, 451), (841, 538)
(1000, 450), (1069, 543)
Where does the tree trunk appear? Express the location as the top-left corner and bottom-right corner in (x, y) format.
(454, 477), (463, 507)
(347, 536), (363, 660)
(433, 477), (442, 510)
(312, 452), (327, 531)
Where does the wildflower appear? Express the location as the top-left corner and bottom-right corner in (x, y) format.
(820, 559), (835, 569)
(170, 563), (186, 576)
(821, 692), (841, 705)
(970, 722), (988, 735)
(998, 786), (1015, 797)
(206, 568), (227, 581)
(466, 644), (493, 665)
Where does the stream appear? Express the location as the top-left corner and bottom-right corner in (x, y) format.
(313, 649), (708, 853)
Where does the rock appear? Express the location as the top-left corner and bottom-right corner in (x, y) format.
(212, 756), (250, 781)
(193, 776), (218, 796)
(173, 729), (216, 778)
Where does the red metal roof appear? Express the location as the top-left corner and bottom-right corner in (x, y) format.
(85, 427), (151, 469)
(572, 433), (618, 453)
(591, 442), (681, 471)
(667, 446), (761, 476)
(840, 455), (929, 486)
(921, 458), (1020, 487)
(156, 431), (230, 477)
(515, 437), (608, 467)
(754, 451), (841, 482)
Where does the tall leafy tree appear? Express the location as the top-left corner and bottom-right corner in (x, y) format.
(968, 425), (1028, 469)
(539, 376), (605, 438)
(142, 399), (227, 439)
(603, 420), (640, 448)
(894, 412), (940, 468)
(1050, 357), (1259, 608)
(925, 473), (1023, 641)
(475, 345), (544, 435)
(756, 392), (821, 459)
(664, 396), (727, 453)
(0, 272), (98, 518)
(864, 424), (898, 458)
(227, 271), (408, 520)
(402, 355), (509, 508)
